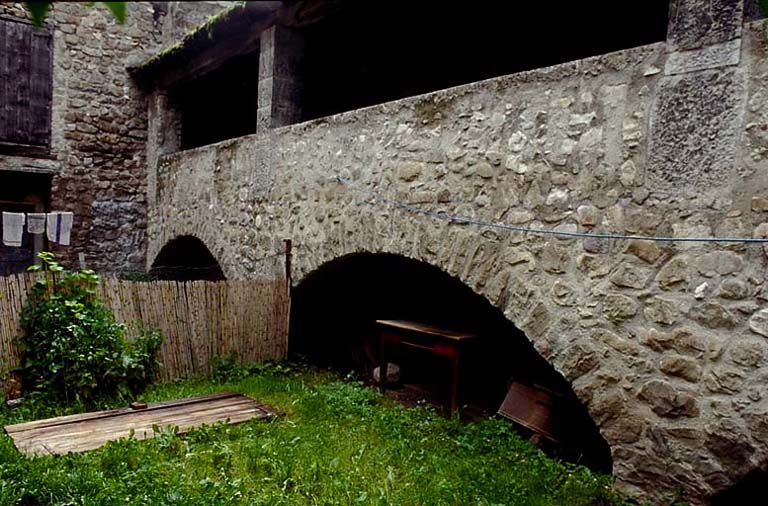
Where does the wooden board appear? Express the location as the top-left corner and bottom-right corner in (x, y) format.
(4, 392), (278, 456)
(375, 320), (477, 341)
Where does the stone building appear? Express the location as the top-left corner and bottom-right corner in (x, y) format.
(3, 1), (768, 504)
(0, 1), (231, 274)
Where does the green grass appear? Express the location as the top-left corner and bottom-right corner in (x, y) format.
(0, 364), (631, 506)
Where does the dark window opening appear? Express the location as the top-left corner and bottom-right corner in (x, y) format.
(290, 253), (612, 474)
(298, 0), (670, 121)
(0, 170), (50, 276)
(150, 235), (225, 281)
(0, 16), (53, 155)
(171, 50), (260, 150)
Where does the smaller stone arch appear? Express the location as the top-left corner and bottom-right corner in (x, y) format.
(150, 235), (226, 281)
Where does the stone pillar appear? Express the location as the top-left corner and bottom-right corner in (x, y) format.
(257, 25), (304, 133)
(146, 89), (180, 247)
(647, 0), (746, 190)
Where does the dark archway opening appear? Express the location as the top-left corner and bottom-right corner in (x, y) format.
(298, 0), (670, 121)
(289, 253), (612, 473)
(711, 466), (768, 506)
(150, 235), (225, 281)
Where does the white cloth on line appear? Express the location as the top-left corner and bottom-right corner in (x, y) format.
(2, 212), (26, 247)
(46, 212), (73, 246)
(27, 213), (46, 234)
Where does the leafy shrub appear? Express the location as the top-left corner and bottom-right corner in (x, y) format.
(16, 252), (163, 404)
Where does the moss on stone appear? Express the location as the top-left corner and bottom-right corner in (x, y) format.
(130, 2), (247, 75)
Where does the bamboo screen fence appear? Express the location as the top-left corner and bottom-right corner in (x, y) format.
(0, 273), (290, 382)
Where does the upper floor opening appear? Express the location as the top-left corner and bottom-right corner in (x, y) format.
(298, 0), (670, 121)
(134, 0), (671, 152)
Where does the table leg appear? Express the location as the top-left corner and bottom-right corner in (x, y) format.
(379, 335), (387, 393)
(450, 354), (459, 416)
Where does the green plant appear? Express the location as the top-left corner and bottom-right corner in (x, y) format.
(16, 252), (162, 405)
(211, 355), (293, 383)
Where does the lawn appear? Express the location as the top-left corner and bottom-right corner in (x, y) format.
(0, 363), (628, 506)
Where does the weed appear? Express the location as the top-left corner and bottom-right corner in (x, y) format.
(17, 252), (162, 406)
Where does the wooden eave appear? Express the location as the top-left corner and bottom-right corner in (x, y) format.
(128, 2), (282, 89)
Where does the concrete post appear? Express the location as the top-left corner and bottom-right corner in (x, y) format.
(647, 0), (746, 190)
(257, 25), (304, 133)
(146, 89), (180, 218)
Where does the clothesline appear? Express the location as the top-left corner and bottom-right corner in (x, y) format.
(1, 211), (73, 247)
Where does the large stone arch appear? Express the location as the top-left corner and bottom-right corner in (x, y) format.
(289, 230), (637, 441)
(290, 250), (614, 472)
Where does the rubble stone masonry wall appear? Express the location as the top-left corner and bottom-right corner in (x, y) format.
(0, 2), (230, 272)
(148, 18), (768, 504)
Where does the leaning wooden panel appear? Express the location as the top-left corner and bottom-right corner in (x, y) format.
(4, 392), (279, 456)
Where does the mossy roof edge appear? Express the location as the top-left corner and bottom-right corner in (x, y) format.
(129, 2), (281, 82)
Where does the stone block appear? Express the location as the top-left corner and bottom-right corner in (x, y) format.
(604, 293), (639, 322)
(576, 204), (599, 227)
(696, 251), (744, 277)
(473, 161), (495, 179)
(751, 196), (768, 212)
(560, 343), (599, 382)
(704, 367), (745, 394)
(752, 223), (768, 258)
(667, 0), (744, 52)
(593, 328), (640, 355)
(641, 327), (709, 356)
(576, 254), (611, 278)
(644, 296), (678, 325)
(610, 263), (651, 289)
(689, 301), (738, 329)
(704, 420), (755, 472)
(396, 161), (423, 182)
(665, 39), (741, 75)
(540, 246), (570, 274)
(656, 255), (690, 290)
(624, 239), (661, 263)
(748, 308), (768, 337)
(717, 278), (750, 299)
(648, 69), (744, 189)
(659, 354), (702, 382)
(728, 340), (766, 368)
(551, 280), (577, 306)
(506, 211), (534, 224)
(638, 379), (699, 418)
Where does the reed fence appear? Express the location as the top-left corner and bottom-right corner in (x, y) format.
(0, 273), (290, 382)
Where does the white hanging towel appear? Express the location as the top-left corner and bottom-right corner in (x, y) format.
(27, 213), (46, 234)
(2, 212), (25, 247)
(46, 212), (73, 246)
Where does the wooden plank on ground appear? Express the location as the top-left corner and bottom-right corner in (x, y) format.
(4, 392), (278, 456)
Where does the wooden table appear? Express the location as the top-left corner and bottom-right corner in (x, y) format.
(375, 319), (478, 416)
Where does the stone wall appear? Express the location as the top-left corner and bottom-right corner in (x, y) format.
(0, 2), (162, 271)
(148, 17), (768, 504)
(0, 2), (232, 273)
(159, 1), (234, 46)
